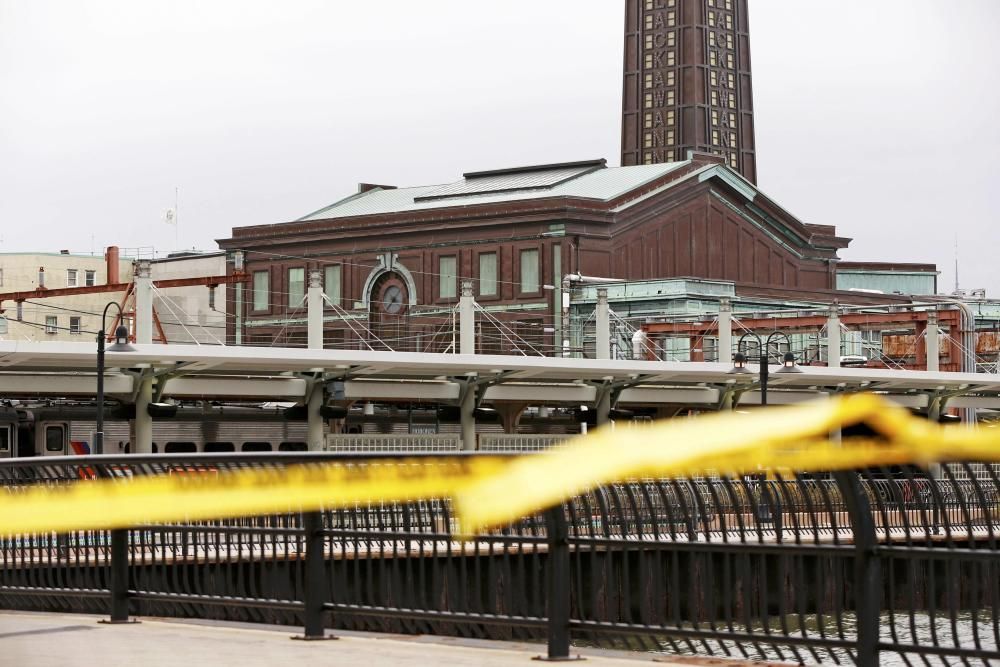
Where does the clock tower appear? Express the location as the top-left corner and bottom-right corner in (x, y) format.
(621, 0), (757, 183)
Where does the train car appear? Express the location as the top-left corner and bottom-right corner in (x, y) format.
(1, 402), (584, 457)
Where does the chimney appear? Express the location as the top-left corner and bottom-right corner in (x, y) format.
(358, 183), (396, 194)
(105, 246), (120, 285)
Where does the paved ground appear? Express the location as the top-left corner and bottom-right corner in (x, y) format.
(0, 611), (773, 666)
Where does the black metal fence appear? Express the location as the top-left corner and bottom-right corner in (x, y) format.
(1, 454), (998, 665)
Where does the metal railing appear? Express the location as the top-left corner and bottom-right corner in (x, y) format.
(0, 454), (998, 665)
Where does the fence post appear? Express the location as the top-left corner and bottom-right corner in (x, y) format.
(101, 528), (134, 624)
(537, 506), (579, 661)
(834, 472), (880, 667)
(294, 510), (336, 640)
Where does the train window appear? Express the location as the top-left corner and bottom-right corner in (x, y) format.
(241, 442), (272, 452)
(164, 442), (197, 454)
(0, 428), (9, 452)
(279, 442), (308, 452)
(45, 426), (65, 452)
(152, 443), (158, 453)
(204, 442), (235, 453)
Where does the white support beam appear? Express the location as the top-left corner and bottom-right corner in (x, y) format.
(135, 260), (153, 345)
(306, 270), (325, 451)
(164, 376), (308, 399)
(827, 305), (841, 369)
(617, 386), (720, 405)
(0, 375), (133, 395)
(595, 288), (610, 360)
(926, 310), (940, 373)
(134, 376), (153, 454)
(717, 298), (732, 364)
(344, 380), (460, 401)
(484, 384), (596, 403)
(460, 281), (475, 355)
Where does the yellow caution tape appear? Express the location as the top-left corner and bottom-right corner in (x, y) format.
(0, 394), (998, 536)
(0, 457), (508, 535)
(453, 394), (1000, 532)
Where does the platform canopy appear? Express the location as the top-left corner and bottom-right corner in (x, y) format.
(1, 341), (999, 409)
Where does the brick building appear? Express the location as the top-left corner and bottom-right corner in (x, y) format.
(217, 153), (890, 352)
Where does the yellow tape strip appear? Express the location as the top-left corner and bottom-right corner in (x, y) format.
(0, 457), (507, 535)
(453, 394), (997, 532)
(0, 394), (997, 536)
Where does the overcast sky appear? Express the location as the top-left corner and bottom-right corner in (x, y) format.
(1, 1), (997, 295)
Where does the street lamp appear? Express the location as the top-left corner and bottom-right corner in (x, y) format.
(95, 302), (135, 455)
(729, 331), (799, 406)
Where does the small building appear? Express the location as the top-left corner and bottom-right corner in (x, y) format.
(835, 262), (939, 296)
(150, 251), (228, 345)
(0, 250), (133, 342)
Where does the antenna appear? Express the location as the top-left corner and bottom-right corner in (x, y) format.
(954, 233), (959, 294)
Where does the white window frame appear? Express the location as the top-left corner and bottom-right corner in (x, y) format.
(252, 270), (269, 311)
(85, 270), (96, 287)
(439, 256), (457, 299)
(69, 316), (81, 335)
(324, 264), (342, 307)
(66, 269), (78, 287)
(45, 316), (57, 334)
(287, 267), (305, 307)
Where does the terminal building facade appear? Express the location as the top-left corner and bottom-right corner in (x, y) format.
(219, 153), (926, 356)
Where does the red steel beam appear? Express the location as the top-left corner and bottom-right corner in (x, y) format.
(642, 310), (960, 335)
(0, 273), (250, 306)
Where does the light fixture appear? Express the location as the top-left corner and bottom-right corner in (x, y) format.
(774, 352), (803, 374)
(728, 352), (752, 374)
(538, 406), (550, 418)
(108, 325), (135, 352)
(363, 402), (375, 416)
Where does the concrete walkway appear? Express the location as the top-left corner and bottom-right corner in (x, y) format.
(0, 611), (776, 666)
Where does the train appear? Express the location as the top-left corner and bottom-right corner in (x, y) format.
(0, 402), (583, 458)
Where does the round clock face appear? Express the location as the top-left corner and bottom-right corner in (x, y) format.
(382, 285), (404, 314)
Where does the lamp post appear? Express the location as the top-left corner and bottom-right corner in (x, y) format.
(95, 302), (135, 455)
(729, 331), (801, 528)
(730, 331), (801, 405)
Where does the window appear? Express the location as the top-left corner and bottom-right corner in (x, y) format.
(69, 317), (81, 335)
(287, 267), (305, 307)
(439, 256), (457, 299)
(279, 442), (308, 452)
(710, 71), (718, 86)
(479, 253), (497, 296)
(252, 270), (269, 311)
(0, 268), (3, 286)
(520, 249), (539, 293)
(0, 317), (7, 335)
(46, 425), (64, 453)
(324, 264), (342, 307)
(204, 442), (235, 453)
(85, 270), (96, 286)
(45, 316), (57, 334)
(242, 442), (273, 452)
(66, 269), (78, 287)
(164, 442), (197, 453)
(0, 427), (9, 452)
